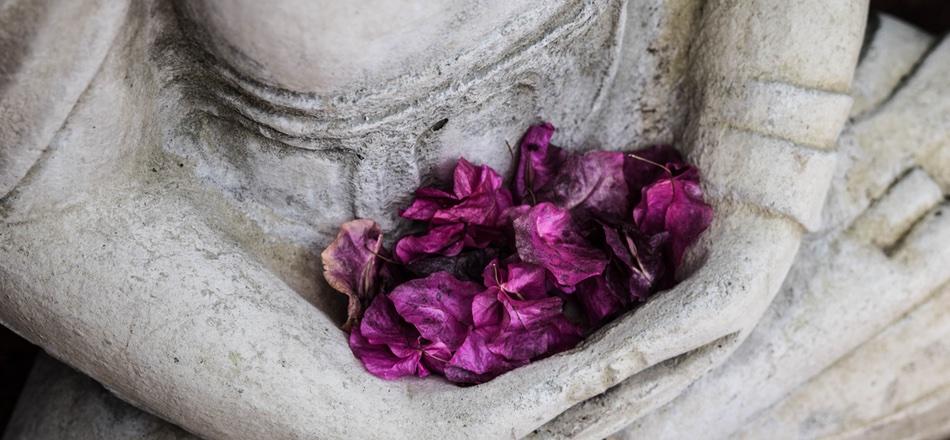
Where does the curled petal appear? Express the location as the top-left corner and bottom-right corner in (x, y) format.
(513, 203), (608, 290)
(400, 187), (456, 222)
(321, 219), (384, 330)
(548, 151), (630, 221)
(394, 223), (466, 264)
(623, 145), (684, 202)
(633, 167), (713, 266)
(349, 328), (426, 380)
(389, 272), (482, 350)
(452, 157), (507, 199)
(515, 123), (566, 203)
(481, 259), (549, 301)
(349, 295), (429, 380)
(445, 330), (527, 384)
(486, 316), (582, 362)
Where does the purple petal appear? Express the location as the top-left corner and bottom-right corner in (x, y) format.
(389, 272), (482, 350)
(349, 327), (426, 380)
(624, 145), (684, 202)
(445, 330), (527, 384)
(431, 190), (513, 228)
(358, 294), (416, 347)
(486, 315), (582, 361)
(321, 219), (384, 331)
(576, 275), (627, 325)
(513, 203), (608, 290)
(515, 123), (567, 204)
(420, 340), (452, 375)
(349, 295), (429, 380)
(452, 157), (506, 199)
(633, 167), (713, 266)
(548, 151), (630, 221)
(394, 223), (466, 264)
(481, 259), (549, 300)
(601, 224), (667, 299)
(400, 187), (457, 221)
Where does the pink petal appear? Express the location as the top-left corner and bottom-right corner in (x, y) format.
(349, 328), (426, 380)
(576, 275), (627, 325)
(445, 330), (527, 384)
(452, 157), (507, 199)
(481, 259), (549, 300)
(548, 151), (630, 221)
(633, 167), (712, 266)
(513, 203), (608, 290)
(320, 219), (384, 330)
(389, 272), (482, 350)
(394, 223), (466, 264)
(623, 145), (684, 202)
(349, 295), (429, 380)
(515, 123), (567, 203)
(486, 315), (582, 362)
(400, 187), (457, 221)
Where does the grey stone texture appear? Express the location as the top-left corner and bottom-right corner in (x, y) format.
(15, 1), (950, 440)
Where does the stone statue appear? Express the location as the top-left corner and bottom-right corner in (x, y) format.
(0, 0), (883, 439)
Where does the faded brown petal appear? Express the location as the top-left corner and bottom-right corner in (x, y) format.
(321, 219), (383, 330)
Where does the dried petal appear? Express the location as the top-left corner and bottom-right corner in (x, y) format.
(349, 295), (428, 379)
(624, 145), (684, 202)
(445, 330), (527, 384)
(400, 187), (456, 222)
(515, 123), (567, 204)
(389, 272), (482, 350)
(602, 224), (668, 299)
(513, 203), (608, 290)
(394, 223), (465, 264)
(486, 316), (581, 361)
(576, 276), (627, 325)
(481, 259), (549, 301)
(321, 219), (384, 331)
(633, 167), (713, 266)
(547, 151), (630, 221)
(349, 327), (424, 380)
(452, 157), (506, 199)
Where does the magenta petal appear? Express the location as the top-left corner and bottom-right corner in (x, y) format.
(515, 123), (567, 203)
(359, 294), (415, 347)
(633, 168), (713, 266)
(576, 276), (627, 324)
(452, 157), (506, 198)
(349, 295), (429, 380)
(486, 316), (582, 362)
(471, 289), (505, 332)
(320, 219), (384, 331)
(513, 203), (608, 290)
(400, 188), (456, 221)
(421, 340), (452, 375)
(481, 259), (549, 300)
(394, 223), (466, 264)
(349, 327), (425, 380)
(548, 151), (630, 220)
(432, 190), (513, 228)
(389, 272), (482, 350)
(624, 145), (685, 199)
(501, 295), (564, 331)
(445, 330), (527, 384)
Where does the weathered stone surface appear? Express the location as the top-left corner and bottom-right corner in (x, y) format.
(611, 17), (950, 440)
(0, 0), (867, 439)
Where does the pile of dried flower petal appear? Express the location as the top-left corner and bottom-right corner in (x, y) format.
(321, 122), (713, 384)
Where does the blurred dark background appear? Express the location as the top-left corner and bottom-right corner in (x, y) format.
(873, 0), (950, 34)
(0, 0), (949, 435)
